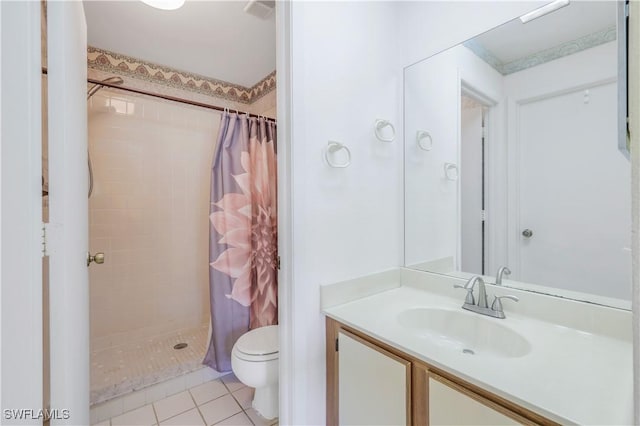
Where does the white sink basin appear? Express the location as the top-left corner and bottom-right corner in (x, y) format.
(397, 307), (531, 358)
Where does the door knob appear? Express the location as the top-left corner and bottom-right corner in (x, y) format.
(87, 252), (105, 266)
(522, 229), (533, 238)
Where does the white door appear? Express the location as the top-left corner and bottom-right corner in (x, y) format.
(1, 1), (44, 422)
(517, 82), (631, 299)
(47, 2), (90, 424)
(338, 331), (409, 425)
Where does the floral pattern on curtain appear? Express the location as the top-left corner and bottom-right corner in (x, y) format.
(203, 113), (277, 372)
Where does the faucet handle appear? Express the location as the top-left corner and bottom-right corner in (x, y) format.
(454, 284), (475, 305)
(491, 295), (519, 313)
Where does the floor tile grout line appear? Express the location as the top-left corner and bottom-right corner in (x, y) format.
(153, 391), (198, 424)
(223, 383), (247, 395)
(190, 380), (244, 426)
(191, 379), (230, 407)
(187, 388), (208, 426)
(242, 408), (257, 426)
(211, 409), (246, 426)
(151, 401), (160, 426)
(192, 382), (254, 425)
(228, 388), (250, 412)
(220, 378), (234, 394)
(220, 372), (246, 425)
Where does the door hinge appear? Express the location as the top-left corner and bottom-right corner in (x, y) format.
(335, 338), (339, 352)
(481, 210), (487, 221)
(41, 222), (48, 257)
(625, 1), (629, 18)
(276, 255), (281, 270)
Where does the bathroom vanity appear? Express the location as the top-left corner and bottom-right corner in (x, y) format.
(322, 2), (634, 424)
(322, 269), (632, 425)
(326, 318), (551, 425)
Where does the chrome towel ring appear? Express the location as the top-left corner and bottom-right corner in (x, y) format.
(416, 130), (433, 151)
(325, 141), (351, 168)
(374, 119), (395, 143)
(444, 163), (459, 181)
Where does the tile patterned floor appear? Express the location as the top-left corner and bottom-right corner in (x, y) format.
(93, 373), (277, 426)
(91, 325), (209, 404)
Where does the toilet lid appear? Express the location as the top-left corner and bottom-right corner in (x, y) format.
(235, 325), (278, 356)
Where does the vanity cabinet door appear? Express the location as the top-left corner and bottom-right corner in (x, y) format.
(338, 330), (411, 425)
(428, 374), (527, 425)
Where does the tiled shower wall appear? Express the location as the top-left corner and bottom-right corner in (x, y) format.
(88, 89), (221, 350)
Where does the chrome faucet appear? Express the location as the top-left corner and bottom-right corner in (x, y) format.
(455, 276), (488, 308)
(454, 276), (518, 319)
(496, 266), (511, 285)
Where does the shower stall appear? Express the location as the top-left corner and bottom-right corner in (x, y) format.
(87, 84), (221, 404)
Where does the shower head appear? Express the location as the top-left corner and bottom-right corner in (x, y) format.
(87, 76), (124, 99)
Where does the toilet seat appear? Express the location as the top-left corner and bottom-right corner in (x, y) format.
(233, 325), (279, 362)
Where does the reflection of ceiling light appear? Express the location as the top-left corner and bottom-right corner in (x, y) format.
(243, 0), (275, 19)
(519, 0), (570, 24)
(140, 0), (185, 11)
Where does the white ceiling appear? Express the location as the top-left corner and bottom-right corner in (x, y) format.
(83, 0), (276, 88)
(472, 1), (616, 64)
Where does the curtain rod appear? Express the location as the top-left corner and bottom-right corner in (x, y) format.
(41, 68), (273, 120)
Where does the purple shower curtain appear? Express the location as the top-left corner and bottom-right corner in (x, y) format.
(203, 112), (278, 372)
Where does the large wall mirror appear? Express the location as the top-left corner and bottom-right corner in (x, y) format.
(404, 1), (630, 307)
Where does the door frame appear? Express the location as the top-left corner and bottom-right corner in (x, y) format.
(629, 2), (639, 423)
(460, 81), (497, 275)
(275, 1), (294, 424)
(47, 1), (90, 424)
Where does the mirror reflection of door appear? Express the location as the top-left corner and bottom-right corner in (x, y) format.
(460, 95), (487, 276)
(517, 82), (630, 298)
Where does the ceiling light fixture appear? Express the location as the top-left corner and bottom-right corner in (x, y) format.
(140, 0), (185, 11)
(519, 0), (570, 24)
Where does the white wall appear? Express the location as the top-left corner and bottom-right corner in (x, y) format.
(286, 2), (544, 424)
(288, 2), (402, 423)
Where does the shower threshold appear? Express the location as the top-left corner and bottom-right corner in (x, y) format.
(90, 323), (209, 405)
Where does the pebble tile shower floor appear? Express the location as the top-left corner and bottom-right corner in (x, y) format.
(92, 324), (209, 404)
(93, 374), (278, 426)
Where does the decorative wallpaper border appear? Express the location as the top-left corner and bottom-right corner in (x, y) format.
(464, 25), (617, 75)
(87, 46), (275, 105)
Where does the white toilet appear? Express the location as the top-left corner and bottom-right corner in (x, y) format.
(231, 325), (279, 420)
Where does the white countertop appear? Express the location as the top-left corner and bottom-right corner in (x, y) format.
(322, 271), (633, 425)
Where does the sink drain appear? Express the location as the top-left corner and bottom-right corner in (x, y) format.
(462, 348), (475, 355)
(173, 343), (188, 350)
